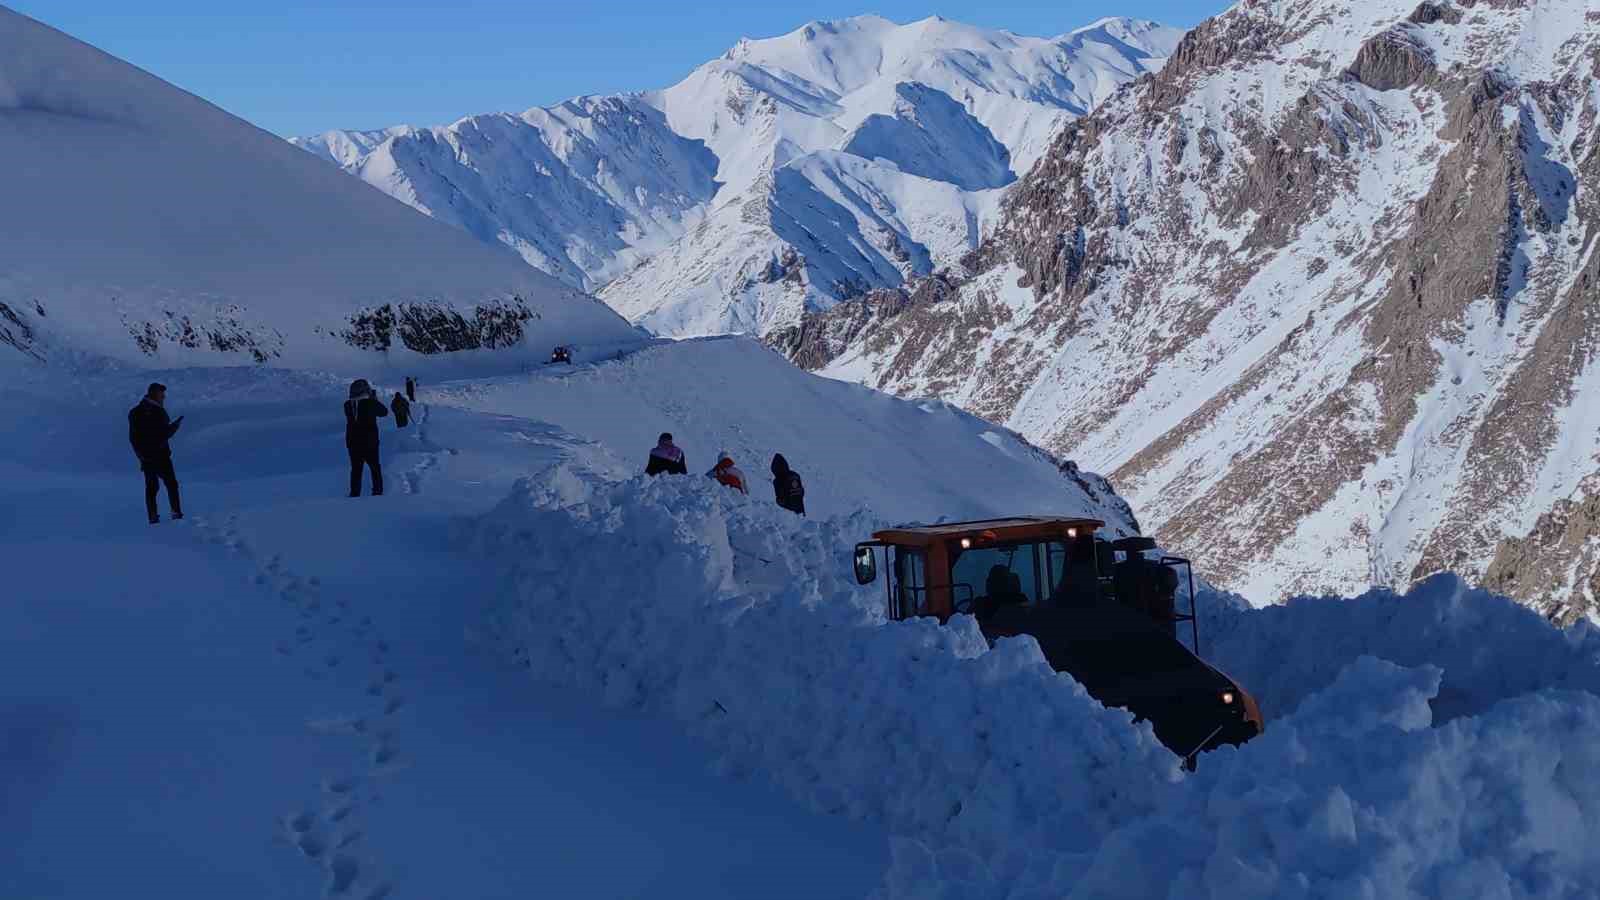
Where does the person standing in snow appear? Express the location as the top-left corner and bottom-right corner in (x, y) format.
(645, 433), (687, 476)
(404, 376), (416, 403)
(128, 382), (185, 524)
(344, 379), (388, 497)
(392, 390), (412, 428)
(707, 452), (749, 495)
(770, 453), (805, 516)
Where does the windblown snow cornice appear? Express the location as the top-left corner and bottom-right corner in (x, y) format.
(292, 15), (1184, 336)
(775, 0), (1600, 621)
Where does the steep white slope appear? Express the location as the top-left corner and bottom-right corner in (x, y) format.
(293, 97), (721, 292)
(839, 82), (1013, 191)
(602, 153), (1000, 335)
(677, 14), (1181, 179)
(0, 8), (640, 371)
(296, 15), (1183, 338)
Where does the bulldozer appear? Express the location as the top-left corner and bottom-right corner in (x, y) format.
(853, 517), (1262, 765)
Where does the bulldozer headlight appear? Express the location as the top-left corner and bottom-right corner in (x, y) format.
(1220, 691), (1236, 706)
(960, 538), (972, 549)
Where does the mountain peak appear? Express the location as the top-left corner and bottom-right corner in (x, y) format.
(292, 12), (1182, 340)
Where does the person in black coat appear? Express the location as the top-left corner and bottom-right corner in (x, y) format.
(344, 379), (388, 497)
(404, 376), (416, 403)
(128, 382), (184, 524)
(392, 391), (412, 428)
(771, 453), (805, 516)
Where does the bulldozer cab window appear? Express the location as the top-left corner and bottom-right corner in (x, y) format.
(952, 543), (1042, 611)
(891, 548), (929, 620)
(1045, 537), (1101, 607)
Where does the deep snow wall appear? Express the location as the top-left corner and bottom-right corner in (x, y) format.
(468, 457), (1600, 899)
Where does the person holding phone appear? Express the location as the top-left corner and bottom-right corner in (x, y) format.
(343, 379), (389, 497)
(128, 382), (184, 524)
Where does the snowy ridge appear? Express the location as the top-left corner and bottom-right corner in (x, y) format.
(294, 97), (721, 293)
(787, 0), (1600, 620)
(0, 8), (640, 372)
(294, 15), (1183, 336)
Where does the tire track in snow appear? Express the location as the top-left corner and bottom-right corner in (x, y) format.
(190, 512), (402, 899)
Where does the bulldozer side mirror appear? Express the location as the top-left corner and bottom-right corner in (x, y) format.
(853, 545), (878, 585)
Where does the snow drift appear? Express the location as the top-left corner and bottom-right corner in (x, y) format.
(469, 465), (1600, 899)
(0, 8), (640, 371)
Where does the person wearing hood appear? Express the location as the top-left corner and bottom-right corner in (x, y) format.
(344, 379), (388, 497)
(128, 382), (184, 524)
(392, 390), (412, 428)
(645, 433), (687, 476)
(707, 452), (748, 495)
(770, 453), (806, 516)
(405, 376), (416, 402)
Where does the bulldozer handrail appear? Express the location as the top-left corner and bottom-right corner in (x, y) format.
(1160, 556), (1200, 657)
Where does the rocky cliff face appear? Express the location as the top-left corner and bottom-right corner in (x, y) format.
(782, 0), (1600, 621)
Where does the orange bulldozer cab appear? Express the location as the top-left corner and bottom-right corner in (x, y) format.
(852, 517), (1263, 765)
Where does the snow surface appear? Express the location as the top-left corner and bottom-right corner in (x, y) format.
(0, 8), (639, 370)
(6, 335), (1600, 897)
(8, 5), (1600, 896)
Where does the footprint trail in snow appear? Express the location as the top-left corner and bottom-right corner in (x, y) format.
(193, 513), (406, 898)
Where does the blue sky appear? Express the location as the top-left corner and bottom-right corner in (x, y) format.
(12, 1), (1228, 137)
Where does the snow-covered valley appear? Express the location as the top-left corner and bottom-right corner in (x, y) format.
(7, 3), (1600, 897)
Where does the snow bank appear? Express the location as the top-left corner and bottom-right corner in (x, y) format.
(468, 472), (1178, 846)
(469, 462), (1600, 899)
(1202, 575), (1600, 724)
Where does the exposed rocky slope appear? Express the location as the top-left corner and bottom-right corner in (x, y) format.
(295, 16), (1182, 336)
(0, 8), (639, 372)
(780, 0), (1600, 621)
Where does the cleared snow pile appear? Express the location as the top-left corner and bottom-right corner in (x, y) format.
(1202, 575), (1600, 724)
(468, 472), (1178, 843)
(470, 464), (1600, 898)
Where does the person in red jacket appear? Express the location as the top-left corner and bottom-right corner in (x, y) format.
(707, 452), (748, 494)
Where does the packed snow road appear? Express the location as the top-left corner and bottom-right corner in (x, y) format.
(0, 363), (888, 899)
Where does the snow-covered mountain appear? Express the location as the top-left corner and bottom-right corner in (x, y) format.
(0, 7), (640, 372)
(293, 15), (1183, 335)
(778, 0), (1600, 621)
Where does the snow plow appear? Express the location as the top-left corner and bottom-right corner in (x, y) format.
(853, 517), (1263, 765)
